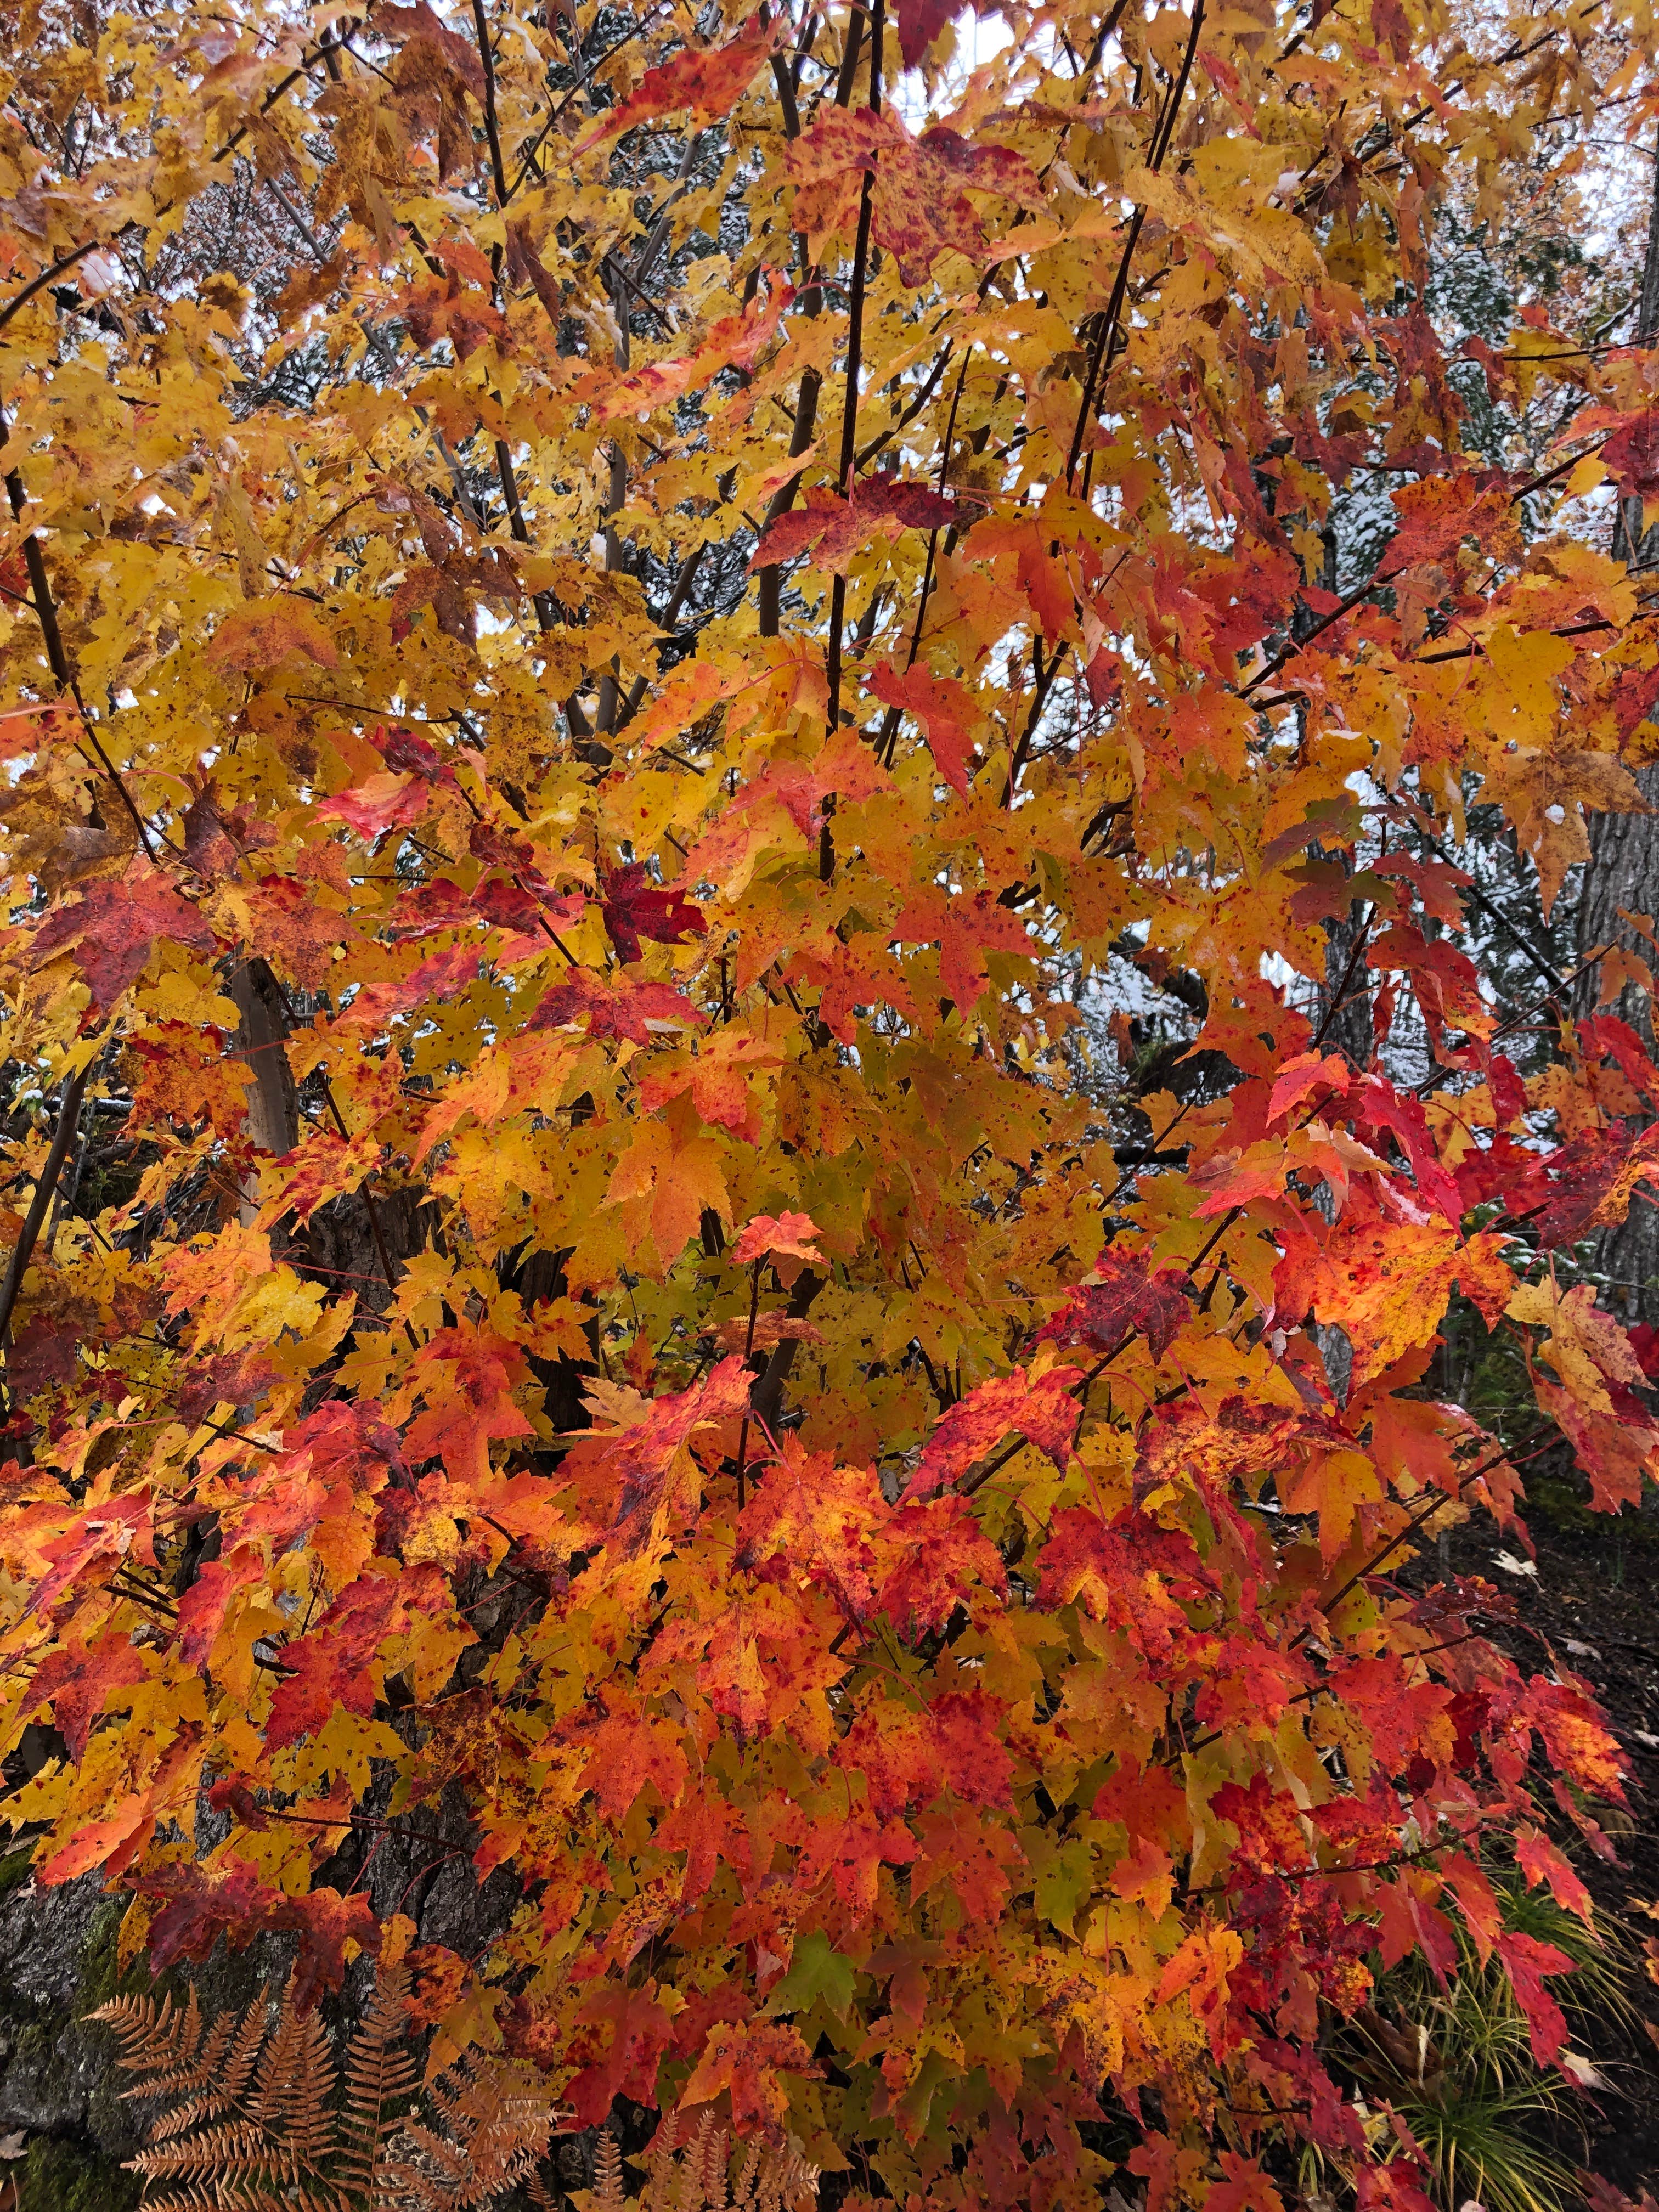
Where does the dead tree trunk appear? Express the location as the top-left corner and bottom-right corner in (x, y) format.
(1574, 132), (1659, 1324)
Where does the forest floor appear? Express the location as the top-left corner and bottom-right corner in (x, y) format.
(1443, 1496), (1659, 2202)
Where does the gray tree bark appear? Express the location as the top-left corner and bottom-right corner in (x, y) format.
(1574, 133), (1659, 1324)
(228, 951), (300, 1227)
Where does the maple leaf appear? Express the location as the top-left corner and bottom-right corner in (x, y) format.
(730, 1209), (824, 1267)
(27, 1634), (146, 1759)
(784, 108), (1036, 284)
(373, 722), (450, 779)
(1207, 2153), (1288, 2212)
(1039, 1256), (1193, 1361)
(1600, 410), (1659, 510)
(891, 885), (1032, 1011)
(265, 1562), (458, 1747)
(374, 1), (487, 94)
(139, 1861), (381, 2012)
(174, 1346), (282, 1425)
(1266, 1051), (1351, 1124)
(316, 770), (432, 841)
(895, 0), (955, 69)
(574, 14), (777, 155)
(528, 968), (701, 1043)
(560, 1356), (752, 1556)
(206, 599), (340, 671)
(400, 1322), (536, 1483)
(1034, 1507), (1215, 1666)
(1279, 1224), (1513, 1390)
(1496, 1929), (1575, 2067)
(736, 1440), (882, 1617)
(873, 1496), (1008, 1633)
(31, 867), (216, 1012)
(125, 1023), (252, 1138)
(748, 477), (967, 575)
(601, 861), (707, 964)
(681, 2016), (821, 2134)
(572, 1708), (687, 1827)
(866, 658), (980, 793)
(903, 1365), (1077, 1499)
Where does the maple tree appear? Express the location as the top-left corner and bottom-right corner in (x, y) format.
(1, 0), (1658, 2205)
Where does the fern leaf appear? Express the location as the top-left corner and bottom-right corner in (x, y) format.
(249, 1973), (338, 2177)
(642, 2107), (681, 2212)
(337, 1957), (419, 2194)
(92, 1987), (207, 2094)
(702, 2120), (731, 2212)
(595, 2127), (628, 2210)
(677, 2112), (715, 2212)
(732, 2141), (761, 2209)
(150, 1994), (271, 2141)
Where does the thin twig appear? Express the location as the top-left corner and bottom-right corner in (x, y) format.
(0, 1061), (93, 1412)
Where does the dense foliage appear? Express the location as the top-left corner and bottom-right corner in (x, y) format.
(1, 0), (1657, 2204)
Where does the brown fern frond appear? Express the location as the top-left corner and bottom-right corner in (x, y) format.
(92, 1987), (209, 2093)
(640, 2106), (681, 2212)
(150, 1994), (270, 2141)
(249, 1973), (337, 2177)
(676, 2111), (716, 2212)
(97, 1963), (562, 2212)
(126, 2116), (295, 2182)
(702, 2120), (730, 2211)
(768, 2145), (819, 2212)
(380, 2053), (557, 2211)
(594, 2126), (628, 2210)
(732, 2140), (761, 2209)
(337, 1957), (419, 2195)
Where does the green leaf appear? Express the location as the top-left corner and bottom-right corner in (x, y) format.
(766, 1929), (856, 2021)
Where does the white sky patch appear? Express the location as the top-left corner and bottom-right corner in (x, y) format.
(891, 7), (1015, 127)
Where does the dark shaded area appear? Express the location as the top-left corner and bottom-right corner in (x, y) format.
(1434, 1485), (1659, 2198)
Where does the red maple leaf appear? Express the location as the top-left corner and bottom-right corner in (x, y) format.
(402, 1322), (535, 1482)
(574, 14), (777, 154)
(1496, 1928), (1574, 2066)
(560, 1356), (753, 1555)
(783, 109), (1037, 285)
(139, 1861), (381, 2011)
(890, 885), (1032, 1011)
(27, 1634), (146, 1758)
(894, 0), (953, 67)
(30, 866), (216, 1013)
(177, 1545), (269, 1670)
(872, 1496), (1008, 1633)
(866, 658), (979, 794)
(735, 1442), (882, 1619)
(561, 1983), (678, 2128)
(1211, 1771), (1312, 1876)
(1034, 1506), (1215, 1667)
(1601, 410), (1659, 505)
(749, 478), (967, 574)
(528, 968), (703, 1043)
(374, 722), (452, 780)
(1040, 1255), (1193, 1361)
(730, 1209), (823, 1268)
(904, 1366), (1077, 1500)
(602, 861), (707, 964)
(175, 1347), (282, 1426)
(265, 1562), (450, 1747)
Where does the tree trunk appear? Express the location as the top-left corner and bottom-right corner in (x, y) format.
(228, 952), (300, 1227)
(1574, 132), (1659, 1324)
